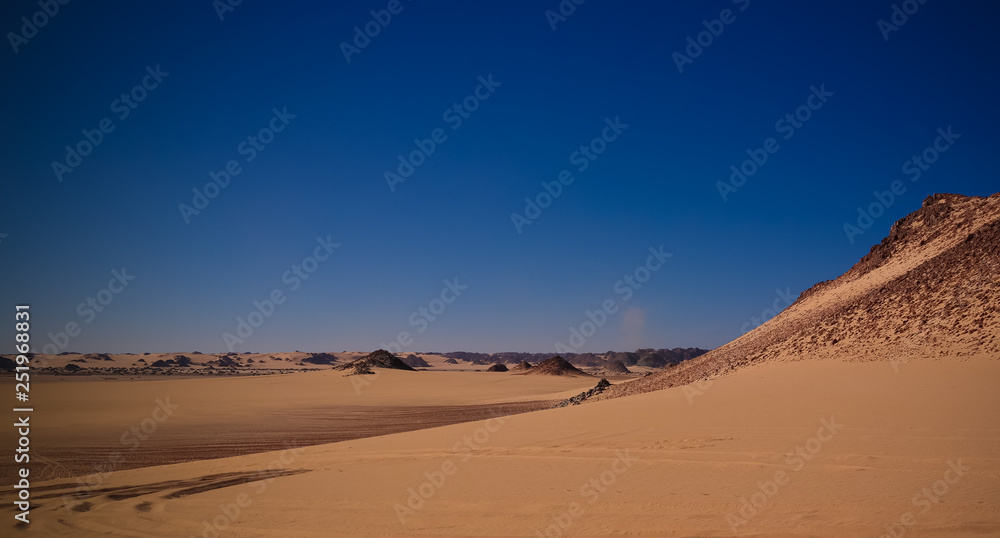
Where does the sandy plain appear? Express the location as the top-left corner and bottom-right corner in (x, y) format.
(3, 354), (997, 536)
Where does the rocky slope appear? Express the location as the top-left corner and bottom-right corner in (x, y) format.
(598, 193), (1000, 400)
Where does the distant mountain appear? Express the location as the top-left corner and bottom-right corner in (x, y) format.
(434, 348), (709, 369)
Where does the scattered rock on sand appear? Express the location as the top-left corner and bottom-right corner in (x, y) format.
(211, 356), (241, 368)
(510, 360), (533, 372)
(556, 378), (612, 407)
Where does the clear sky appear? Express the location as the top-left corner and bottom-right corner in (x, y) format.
(1, 0), (997, 354)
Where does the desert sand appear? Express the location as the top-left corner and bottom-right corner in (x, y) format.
(0, 365), (599, 483)
(5, 355), (998, 536)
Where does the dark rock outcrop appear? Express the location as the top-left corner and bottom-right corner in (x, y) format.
(403, 354), (432, 368)
(334, 349), (416, 376)
(523, 356), (590, 377)
(301, 353), (339, 366)
(602, 359), (632, 375)
(555, 378), (612, 407)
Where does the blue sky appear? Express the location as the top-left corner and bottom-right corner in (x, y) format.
(1, 0), (997, 354)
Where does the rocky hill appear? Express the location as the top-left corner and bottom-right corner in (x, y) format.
(522, 356), (591, 377)
(602, 359), (632, 375)
(402, 354), (431, 368)
(598, 193), (1000, 400)
(334, 349), (415, 376)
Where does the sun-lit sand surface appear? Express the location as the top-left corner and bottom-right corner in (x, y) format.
(0, 366), (600, 482)
(6, 355), (998, 536)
